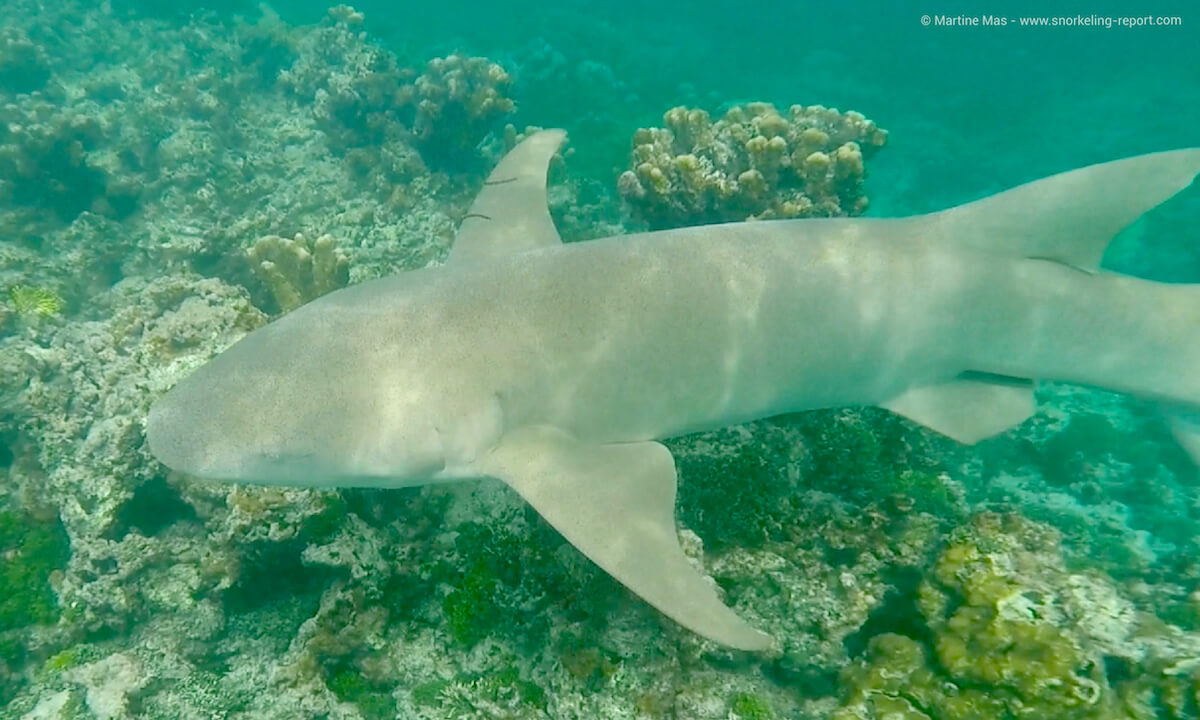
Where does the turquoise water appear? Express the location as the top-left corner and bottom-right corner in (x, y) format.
(2, 1), (1200, 718)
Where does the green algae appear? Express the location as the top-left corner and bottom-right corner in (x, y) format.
(7, 285), (64, 321)
(439, 520), (536, 646)
(0, 508), (69, 632)
(674, 409), (958, 557)
(41, 647), (83, 675)
(730, 691), (774, 720)
(327, 666), (395, 719)
(442, 553), (504, 647)
(437, 515), (622, 648)
(795, 408), (960, 517)
(675, 438), (794, 551)
(34, 645), (115, 687)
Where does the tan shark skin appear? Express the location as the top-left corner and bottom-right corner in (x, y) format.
(148, 133), (1200, 650)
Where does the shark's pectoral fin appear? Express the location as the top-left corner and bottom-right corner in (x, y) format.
(882, 375), (1035, 444)
(449, 129), (567, 264)
(476, 425), (774, 651)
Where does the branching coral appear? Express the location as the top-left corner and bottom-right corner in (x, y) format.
(245, 233), (349, 313)
(274, 15), (513, 171)
(617, 102), (887, 229)
(278, 6), (417, 152)
(412, 54), (516, 168)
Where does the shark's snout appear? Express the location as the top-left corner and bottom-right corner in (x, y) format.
(146, 390), (195, 475)
(147, 373), (240, 479)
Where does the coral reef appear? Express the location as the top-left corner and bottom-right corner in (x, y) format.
(0, 96), (143, 223)
(835, 512), (1200, 720)
(275, 7), (419, 159)
(412, 54), (516, 168)
(246, 233), (350, 313)
(975, 383), (1200, 593)
(2, 1), (1198, 719)
(0, 1), (480, 313)
(617, 102), (887, 229)
(276, 16), (515, 172)
(0, 27), (52, 95)
(0, 3), (541, 712)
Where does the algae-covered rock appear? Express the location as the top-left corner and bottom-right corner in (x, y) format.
(0, 98), (133, 223)
(834, 633), (1011, 720)
(836, 512), (1200, 720)
(917, 514), (1107, 715)
(618, 102), (887, 229)
(0, 509), (68, 635)
(0, 27), (52, 94)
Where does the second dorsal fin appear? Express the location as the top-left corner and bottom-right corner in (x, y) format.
(924, 149), (1200, 269)
(449, 129), (567, 264)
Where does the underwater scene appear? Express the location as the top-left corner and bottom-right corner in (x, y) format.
(2, 0), (1200, 717)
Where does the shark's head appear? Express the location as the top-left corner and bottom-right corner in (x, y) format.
(146, 297), (450, 487)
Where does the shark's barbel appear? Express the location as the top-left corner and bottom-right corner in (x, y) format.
(148, 131), (1200, 650)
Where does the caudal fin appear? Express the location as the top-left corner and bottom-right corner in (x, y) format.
(927, 148), (1200, 268)
(884, 149), (1200, 447)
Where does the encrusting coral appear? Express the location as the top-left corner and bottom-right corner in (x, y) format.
(246, 232), (350, 313)
(834, 512), (1200, 720)
(617, 102), (887, 229)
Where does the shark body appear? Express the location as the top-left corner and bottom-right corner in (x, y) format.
(149, 131), (1200, 650)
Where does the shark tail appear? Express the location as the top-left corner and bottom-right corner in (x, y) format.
(883, 149), (1200, 454)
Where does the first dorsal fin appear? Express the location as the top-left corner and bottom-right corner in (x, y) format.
(925, 148), (1200, 269)
(449, 129), (567, 264)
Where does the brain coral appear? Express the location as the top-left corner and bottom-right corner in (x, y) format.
(618, 102), (887, 229)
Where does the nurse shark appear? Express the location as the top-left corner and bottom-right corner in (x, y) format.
(148, 130), (1200, 650)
